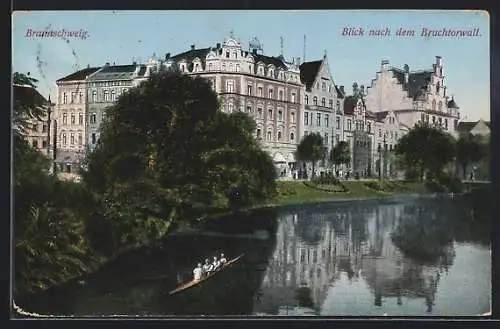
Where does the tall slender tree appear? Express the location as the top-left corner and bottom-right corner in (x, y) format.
(329, 141), (350, 173)
(295, 133), (325, 179)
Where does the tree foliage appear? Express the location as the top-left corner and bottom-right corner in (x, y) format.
(329, 141), (350, 170)
(456, 133), (487, 179)
(295, 133), (325, 178)
(394, 123), (456, 181)
(82, 71), (277, 250)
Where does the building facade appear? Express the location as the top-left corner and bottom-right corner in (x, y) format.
(54, 67), (101, 181)
(364, 56), (461, 138)
(299, 55), (345, 174)
(165, 37), (303, 177)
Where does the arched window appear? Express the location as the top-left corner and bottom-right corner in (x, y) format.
(336, 100), (340, 111)
(305, 95), (309, 105)
(62, 113), (67, 124)
(329, 99), (333, 108)
(62, 132), (67, 145)
(313, 97), (318, 106)
(321, 98), (326, 107)
(432, 99), (436, 111)
(267, 130), (272, 141)
(290, 132), (295, 142)
(111, 90), (116, 100)
(277, 131), (282, 141)
(438, 101), (443, 111)
(92, 91), (97, 102)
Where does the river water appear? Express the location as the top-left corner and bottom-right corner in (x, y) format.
(20, 191), (491, 317)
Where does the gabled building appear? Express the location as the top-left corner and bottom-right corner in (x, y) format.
(364, 56), (461, 138)
(164, 37), (303, 177)
(299, 55), (345, 174)
(457, 119), (490, 138)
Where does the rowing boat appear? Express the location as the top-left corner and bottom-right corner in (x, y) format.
(168, 253), (245, 296)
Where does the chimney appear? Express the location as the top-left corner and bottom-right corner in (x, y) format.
(216, 43), (221, 48)
(165, 53), (171, 60)
(404, 64), (409, 83)
(190, 44), (195, 51)
(381, 59), (389, 71)
(436, 56), (442, 66)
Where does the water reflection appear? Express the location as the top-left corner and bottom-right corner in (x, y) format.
(254, 196), (490, 316)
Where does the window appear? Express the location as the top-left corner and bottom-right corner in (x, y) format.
(324, 133), (328, 146)
(70, 133), (75, 145)
(438, 101), (443, 111)
(317, 113), (321, 126)
(226, 52), (230, 58)
(195, 64), (200, 71)
(367, 122), (371, 133)
(236, 64), (240, 72)
(78, 133), (82, 145)
(228, 101), (234, 112)
(111, 90), (116, 100)
(62, 133), (67, 145)
(335, 134), (340, 143)
(32, 140), (38, 148)
(356, 121), (359, 131)
(278, 110), (283, 121)
(267, 130), (272, 141)
(379, 129), (382, 137)
(426, 114), (429, 122)
(432, 116), (436, 123)
(325, 114), (329, 127)
(42, 124), (47, 133)
(432, 100), (436, 111)
(313, 96), (318, 106)
(321, 98), (326, 107)
(361, 122), (364, 131)
(63, 113), (67, 124)
(257, 86), (263, 97)
(316, 82), (319, 90)
(42, 140), (48, 148)
(66, 164), (71, 173)
(104, 91), (109, 102)
(305, 95), (309, 105)
(336, 117), (341, 129)
(259, 66), (264, 75)
(79, 92), (83, 103)
(304, 112), (309, 125)
(421, 113), (425, 122)
(92, 91), (97, 102)
(63, 93), (68, 104)
(279, 90), (284, 101)
(291, 93), (296, 103)
(221, 63), (226, 71)
(71, 92), (76, 103)
(79, 113), (83, 125)
(291, 111), (295, 123)
(247, 85), (252, 95)
(439, 117), (442, 125)
(268, 89), (273, 99)
(390, 145), (393, 151)
(322, 82), (326, 91)
(336, 100), (340, 111)
(71, 114), (75, 124)
(90, 113), (97, 124)
(268, 109), (273, 119)
(290, 132), (295, 142)
(258, 108), (263, 118)
(329, 99), (333, 108)
(347, 119), (352, 131)
(91, 133), (96, 144)
(246, 106), (252, 114)
(229, 64), (233, 72)
(226, 81), (234, 93)
(445, 118), (448, 129)
(256, 129), (262, 139)
(208, 63), (213, 71)
(454, 119), (458, 130)
(277, 131), (282, 141)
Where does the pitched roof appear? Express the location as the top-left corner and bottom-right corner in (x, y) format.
(343, 95), (364, 115)
(137, 65), (147, 77)
(457, 121), (477, 133)
(299, 60), (322, 91)
(374, 111), (389, 122)
(88, 64), (138, 81)
(389, 67), (433, 100)
(170, 47), (212, 63)
(56, 67), (101, 82)
(335, 85), (345, 99)
(252, 53), (288, 70)
(13, 84), (49, 106)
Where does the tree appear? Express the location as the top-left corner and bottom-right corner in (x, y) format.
(295, 133), (325, 179)
(394, 123), (455, 181)
(329, 141), (350, 172)
(82, 71), (277, 244)
(456, 133), (487, 180)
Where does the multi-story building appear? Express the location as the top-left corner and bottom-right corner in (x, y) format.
(342, 84), (376, 177)
(13, 84), (51, 155)
(54, 66), (101, 181)
(86, 63), (152, 151)
(364, 56), (461, 137)
(164, 37), (303, 177)
(299, 55), (345, 174)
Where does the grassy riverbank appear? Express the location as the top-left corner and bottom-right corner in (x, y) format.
(273, 180), (430, 206)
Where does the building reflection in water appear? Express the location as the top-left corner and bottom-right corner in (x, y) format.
(253, 199), (457, 315)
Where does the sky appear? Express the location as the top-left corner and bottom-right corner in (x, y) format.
(12, 10), (490, 122)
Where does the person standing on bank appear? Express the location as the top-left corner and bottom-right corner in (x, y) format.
(193, 263), (203, 281)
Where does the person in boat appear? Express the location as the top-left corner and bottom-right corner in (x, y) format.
(219, 253), (227, 265)
(202, 258), (212, 275)
(193, 263), (203, 281)
(212, 256), (221, 271)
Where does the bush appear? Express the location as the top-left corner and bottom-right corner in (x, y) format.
(312, 172), (340, 185)
(365, 181), (383, 191)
